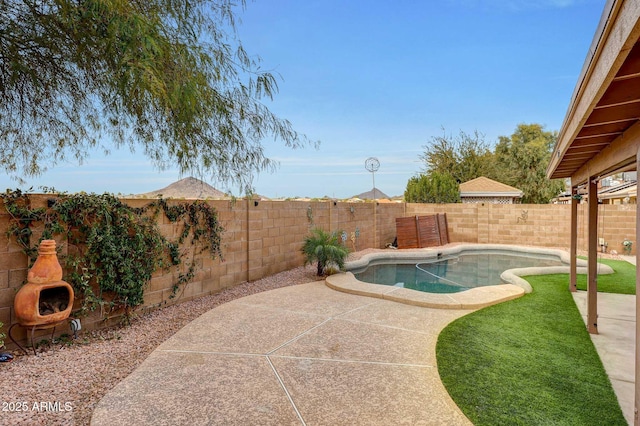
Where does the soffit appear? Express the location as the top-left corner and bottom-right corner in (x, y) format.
(548, 0), (640, 182)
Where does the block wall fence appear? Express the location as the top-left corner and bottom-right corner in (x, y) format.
(0, 196), (635, 342)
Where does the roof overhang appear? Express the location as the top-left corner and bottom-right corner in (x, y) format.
(598, 185), (637, 198)
(547, 0), (640, 185)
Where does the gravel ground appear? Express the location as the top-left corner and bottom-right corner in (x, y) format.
(0, 264), (320, 426)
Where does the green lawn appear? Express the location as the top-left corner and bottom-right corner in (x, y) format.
(436, 265), (629, 425)
(576, 257), (636, 294)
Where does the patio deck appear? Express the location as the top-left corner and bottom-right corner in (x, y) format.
(572, 254), (636, 425)
(91, 266), (634, 425)
(91, 281), (474, 425)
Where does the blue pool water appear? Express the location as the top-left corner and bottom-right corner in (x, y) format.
(352, 251), (564, 294)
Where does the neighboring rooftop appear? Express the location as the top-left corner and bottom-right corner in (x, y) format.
(459, 176), (523, 204)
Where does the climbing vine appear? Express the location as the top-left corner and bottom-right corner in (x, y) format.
(1, 189), (224, 319)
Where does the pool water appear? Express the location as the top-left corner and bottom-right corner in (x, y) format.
(352, 251), (564, 293)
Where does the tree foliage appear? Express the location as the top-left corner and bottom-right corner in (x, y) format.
(0, 0), (311, 187)
(404, 172), (460, 203)
(494, 124), (565, 204)
(420, 130), (494, 184)
(410, 124), (565, 204)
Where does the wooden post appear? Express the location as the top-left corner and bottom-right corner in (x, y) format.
(635, 149), (640, 426)
(570, 185), (578, 292)
(587, 177), (598, 334)
(442, 213), (450, 244)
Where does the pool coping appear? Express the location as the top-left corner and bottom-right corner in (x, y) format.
(325, 243), (614, 309)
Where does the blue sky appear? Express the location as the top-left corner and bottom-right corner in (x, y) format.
(1, 0), (606, 198)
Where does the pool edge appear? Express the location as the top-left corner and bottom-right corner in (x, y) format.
(327, 244), (614, 309)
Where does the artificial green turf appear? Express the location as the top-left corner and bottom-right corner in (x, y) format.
(575, 257), (636, 294)
(436, 274), (627, 425)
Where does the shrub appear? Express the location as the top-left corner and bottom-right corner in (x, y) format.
(301, 228), (350, 276)
(1, 190), (224, 319)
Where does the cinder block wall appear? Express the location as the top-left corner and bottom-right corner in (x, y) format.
(406, 202), (636, 254)
(0, 197), (636, 345)
(577, 203), (637, 255)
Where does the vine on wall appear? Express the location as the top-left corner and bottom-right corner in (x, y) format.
(1, 189), (224, 319)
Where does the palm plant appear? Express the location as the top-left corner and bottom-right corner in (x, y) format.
(301, 228), (350, 276)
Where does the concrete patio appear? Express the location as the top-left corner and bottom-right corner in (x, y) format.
(91, 281), (475, 425)
(573, 291), (635, 425)
(92, 270), (635, 425)
(572, 254), (636, 426)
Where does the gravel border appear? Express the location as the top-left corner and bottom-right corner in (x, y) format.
(0, 264), (320, 426)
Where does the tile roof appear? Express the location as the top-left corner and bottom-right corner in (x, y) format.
(459, 177), (523, 196)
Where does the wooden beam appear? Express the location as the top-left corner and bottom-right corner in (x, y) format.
(615, 41), (640, 78)
(547, 0), (640, 179)
(568, 136), (616, 147)
(570, 185), (578, 292)
(571, 119), (640, 185)
(588, 101), (640, 124)
(560, 157), (601, 165)
(563, 150), (606, 158)
(576, 120), (630, 137)
(596, 75), (640, 107)
(573, 134), (618, 144)
(635, 148), (640, 426)
(587, 178), (598, 334)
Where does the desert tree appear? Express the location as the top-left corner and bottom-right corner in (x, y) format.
(412, 124), (564, 204)
(0, 0), (313, 187)
(420, 130), (495, 184)
(494, 123), (565, 204)
(404, 172), (460, 203)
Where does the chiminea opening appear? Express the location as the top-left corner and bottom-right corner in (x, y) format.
(13, 280), (75, 327)
(10, 280), (75, 355)
(39, 286), (71, 316)
(9, 240), (75, 355)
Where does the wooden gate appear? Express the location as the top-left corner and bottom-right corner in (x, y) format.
(395, 214), (449, 249)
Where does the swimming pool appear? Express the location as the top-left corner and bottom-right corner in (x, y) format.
(351, 250), (565, 294)
(326, 244), (612, 309)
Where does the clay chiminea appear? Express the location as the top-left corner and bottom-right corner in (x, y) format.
(13, 240), (74, 327)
